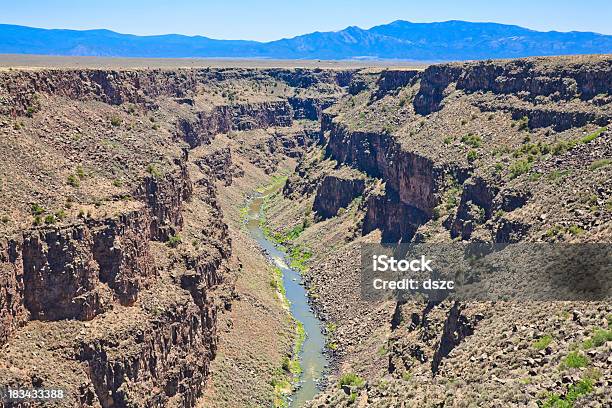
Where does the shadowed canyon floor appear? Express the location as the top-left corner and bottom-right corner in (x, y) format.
(0, 55), (610, 407)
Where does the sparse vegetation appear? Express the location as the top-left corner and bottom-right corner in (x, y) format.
(67, 174), (80, 187)
(567, 225), (584, 236)
(166, 234), (182, 248)
(509, 159), (532, 179)
(339, 373), (365, 389)
(76, 166), (86, 179)
(288, 246), (312, 272)
(146, 163), (163, 179)
(579, 126), (606, 144)
(110, 116), (122, 127)
(467, 149), (478, 163)
(533, 335), (553, 350)
(445, 186), (462, 210)
(540, 378), (593, 408)
(461, 133), (482, 148)
(561, 351), (589, 369)
(582, 328), (612, 349)
(31, 203), (45, 215)
(589, 158), (611, 171)
(552, 140), (577, 156)
(517, 115), (529, 131)
(547, 169), (571, 182)
(546, 225), (565, 238)
(44, 214), (56, 225)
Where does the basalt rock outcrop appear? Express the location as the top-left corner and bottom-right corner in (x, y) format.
(0, 63), (353, 407)
(1, 55), (611, 408)
(265, 56), (611, 407)
(313, 175), (365, 220)
(372, 69), (419, 100)
(321, 118), (472, 241)
(414, 57), (612, 130)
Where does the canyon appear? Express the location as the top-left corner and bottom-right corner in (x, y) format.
(0, 54), (610, 407)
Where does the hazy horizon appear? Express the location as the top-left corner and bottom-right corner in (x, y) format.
(2, 18), (612, 44)
(2, 0), (612, 41)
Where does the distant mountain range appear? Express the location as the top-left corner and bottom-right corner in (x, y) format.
(1, 20), (611, 61)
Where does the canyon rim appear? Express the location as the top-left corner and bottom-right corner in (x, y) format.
(0, 51), (610, 408)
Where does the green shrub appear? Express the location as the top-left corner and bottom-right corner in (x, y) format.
(561, 351), (589, 369)
(54, 210), (66, 221)
(0, 215), (9, 224)
(44, 214), (56, 225)
(147, 163), (162, 179)
(281, 356), (291, 372)
(76, 166), (86, 179)
(166, 234), (182, 248)
(579, 127), (606, 144)
(529, 172), (542, 181)
(567, 225), (584, 236)
(110, 116), (122, 127)
(467, 150), (478, 163)
(338, 373), (365, 388)
(589, 159), (611, 171)
(461, 133), (482, 148)
(541, 378), (593, 408)
(33, 215), (42, 226)
(582, 328), (612, 349)
(113, 179), (123, 187)
(31, 203), (45, 215)
(445, 187), (462, 210)
(67, 174), (80, 188)
(517, 116), (529, 131)
(509, 159), (532, 179)
(289, 246), (312, 272)
(546, 225), (565, 238)
(547, 170), (571, 181)
(533, 335), (553, 350)
(552, 140), (577, 155)
(566, 379), (593, 402)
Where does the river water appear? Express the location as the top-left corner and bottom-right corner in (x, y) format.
(246, 193), (328, 407)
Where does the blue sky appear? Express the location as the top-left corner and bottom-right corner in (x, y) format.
(2, 0), (611, 41)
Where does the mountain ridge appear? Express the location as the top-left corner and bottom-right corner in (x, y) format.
(1, 20), (611, 60)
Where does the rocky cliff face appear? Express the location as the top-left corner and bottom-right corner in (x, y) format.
(322, 117), (471, 241)
(313, 175), (365, 220)
(0, 63), (353, 407)
(1, 56), (610, 407)
(262, 56), (611, 407)
(414, 57), (612, 130)
(372, 70), (419, 100)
